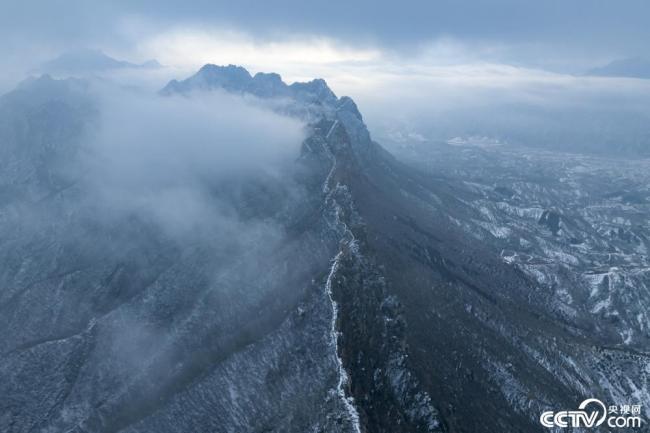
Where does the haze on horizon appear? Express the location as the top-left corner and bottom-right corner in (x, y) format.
(1, 0), (650, 156)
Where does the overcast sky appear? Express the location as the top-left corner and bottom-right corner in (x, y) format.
(2, 0), (649, 154)
(2, 0), (649, 74)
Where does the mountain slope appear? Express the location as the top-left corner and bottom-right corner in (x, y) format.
(163, 65), (650, 432)
(1, 66), (648, 433)
(0, 73), (359, 433)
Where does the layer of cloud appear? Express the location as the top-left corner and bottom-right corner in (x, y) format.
(345, 63), (650, 155)
(80, 83), (305, 240)
(2, 1), (649, 160)
(3, 0), (649, 59)
(2, 0), (649, 89)
(138, 28), (380, 69)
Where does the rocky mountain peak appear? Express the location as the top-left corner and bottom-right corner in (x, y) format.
(337, 96), (363, 121)
(289, 78), (337, 104)
(251, 72), (289, 98)
(198, 64), (253, 85)
(160, 65), (383, 168)
(161, 64), (339, 106)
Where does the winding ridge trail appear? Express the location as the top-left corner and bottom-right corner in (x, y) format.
(322, 119), (363, 433)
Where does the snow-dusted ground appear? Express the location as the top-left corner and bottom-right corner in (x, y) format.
(396, 141), (650, 419)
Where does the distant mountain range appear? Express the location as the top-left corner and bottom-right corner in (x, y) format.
(586, 56), (650, 79)
(38, 48), (162, 74)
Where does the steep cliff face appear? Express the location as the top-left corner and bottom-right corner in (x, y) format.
(1, 66), (648, 433)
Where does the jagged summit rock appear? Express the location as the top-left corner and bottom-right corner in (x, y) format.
(161, 64), (338, 104)
(251, 72), (289, 97)
(288, 78), (338, 104)
(161, 64), (381, 162)
(337, 96), (363, 121)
